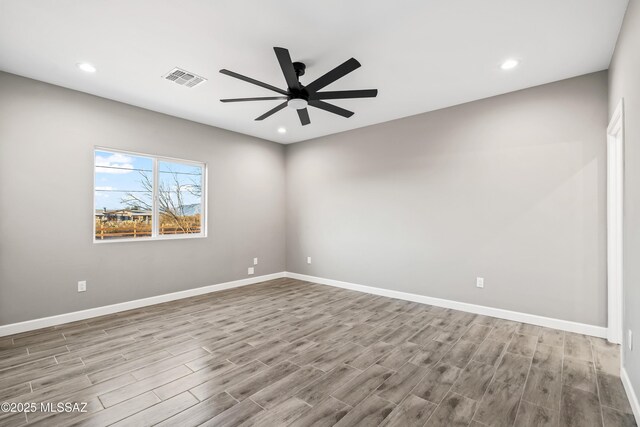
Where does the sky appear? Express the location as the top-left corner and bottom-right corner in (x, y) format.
(94, 150), (202, 211)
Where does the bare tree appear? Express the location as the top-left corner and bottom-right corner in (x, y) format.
(120, 171), (153, 211)
(121, 168), (201, 233)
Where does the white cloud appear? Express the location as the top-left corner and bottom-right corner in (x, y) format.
(95, 186), (114, 191)
(95, 153), (134, 174)
(168, 184), (196, 193)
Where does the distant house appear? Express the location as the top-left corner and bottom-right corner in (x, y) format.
(95, 208), (152, 223)
(95, 204), (200, 222)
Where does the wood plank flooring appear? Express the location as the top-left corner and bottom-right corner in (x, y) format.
(0, 278), (635, 426)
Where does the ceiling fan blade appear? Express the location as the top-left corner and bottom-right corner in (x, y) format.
(305, 58), (361, 93)
(220, 96), (288, 103)
(255, 102), (288, 121)
(274, 47), (300, 91)
(219, 69), (288, 95)
(309, 100), (354, 118)
(311, 89), (378, 100)
(297, 108), (311, 126)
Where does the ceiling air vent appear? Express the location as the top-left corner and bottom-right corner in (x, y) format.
(163, 67), (207, 88)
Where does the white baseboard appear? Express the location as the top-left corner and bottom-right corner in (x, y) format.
(1, 271), (608, 340)
(621, 367), (640, 423)
(0, 272), (286, 338)
(285, 272), (607, 338)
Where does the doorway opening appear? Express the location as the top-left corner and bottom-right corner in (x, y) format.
(607, 99), (624, 344)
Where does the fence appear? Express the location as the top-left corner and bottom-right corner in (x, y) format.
(95, 222), (201, 240)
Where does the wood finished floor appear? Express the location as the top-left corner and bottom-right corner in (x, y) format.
(0, 278), (635, 427)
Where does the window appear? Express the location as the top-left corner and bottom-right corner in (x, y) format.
(94, 149), (206, 242)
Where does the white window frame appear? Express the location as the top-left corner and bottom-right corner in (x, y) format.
(93, 147), (208, 243)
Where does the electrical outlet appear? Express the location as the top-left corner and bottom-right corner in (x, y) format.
(253, 257), (258, 265)
(629, 330), (633, 350)
(78, 281), (87, 292)
(307, 257), (312, 264)
(476, 277), (484, 288)
(248, 267), (254, 275)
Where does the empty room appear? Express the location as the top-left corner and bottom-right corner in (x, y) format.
(0, 0), (639, 426)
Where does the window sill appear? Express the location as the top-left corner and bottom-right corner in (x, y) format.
(93, 233), (207, 244)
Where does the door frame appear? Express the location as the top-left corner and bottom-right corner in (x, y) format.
(607, 99), (624, 345)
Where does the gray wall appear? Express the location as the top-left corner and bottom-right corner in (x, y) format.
(286, 71), (608, 327)
(0, 72), (286, 326)
(609, 0), (640, 403)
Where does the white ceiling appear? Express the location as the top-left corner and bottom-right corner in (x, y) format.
(0, 0), (629, 144)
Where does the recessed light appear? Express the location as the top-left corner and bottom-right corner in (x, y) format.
(277, 127), (287, 134)
(500, 59), (519, 70)
(77, 62), (97, 73)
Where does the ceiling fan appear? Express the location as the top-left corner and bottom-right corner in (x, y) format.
(219, 47), (378, 126)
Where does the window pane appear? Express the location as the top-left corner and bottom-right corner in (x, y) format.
(158, 160), (203, 236)
(94, 150), (153, 240)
